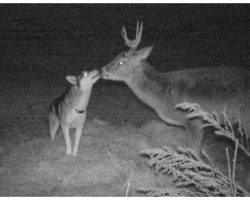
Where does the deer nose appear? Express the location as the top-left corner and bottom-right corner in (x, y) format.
(101, 67), (106, 74)
(100, 67), (109, 78)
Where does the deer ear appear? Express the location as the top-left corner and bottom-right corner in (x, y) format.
(134, 46), (153, 60)
(65, 76), (77, 85)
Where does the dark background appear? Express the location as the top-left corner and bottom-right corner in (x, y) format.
(0, 4), (250, 75)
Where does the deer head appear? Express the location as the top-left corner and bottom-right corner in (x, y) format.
(101, 21), (153, 81)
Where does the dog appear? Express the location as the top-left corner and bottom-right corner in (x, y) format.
(49, 69), (100, 156)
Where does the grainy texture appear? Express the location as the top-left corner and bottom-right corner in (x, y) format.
(0, 4), (250, 196)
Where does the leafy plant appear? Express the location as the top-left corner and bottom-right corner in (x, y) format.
(139, 146), (247, 196)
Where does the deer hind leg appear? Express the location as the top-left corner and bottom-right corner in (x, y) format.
(49, 111), (60, 141)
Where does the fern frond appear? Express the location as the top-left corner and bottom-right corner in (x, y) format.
(140, 146), (247, 197)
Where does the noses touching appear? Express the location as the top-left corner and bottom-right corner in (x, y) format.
(100, 67), (108, 78)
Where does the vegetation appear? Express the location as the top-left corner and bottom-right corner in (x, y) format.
(137, 102), (250, 197)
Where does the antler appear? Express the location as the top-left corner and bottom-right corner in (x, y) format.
(121, 21), (143, 50)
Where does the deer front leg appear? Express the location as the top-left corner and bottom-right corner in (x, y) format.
(61, 125), (72, 155)
(185, 120), (205, 155)
(156, 111), (189, 146)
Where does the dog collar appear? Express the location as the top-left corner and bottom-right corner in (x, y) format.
(74, 108), (85, 114)
(68, 99), (85, 114)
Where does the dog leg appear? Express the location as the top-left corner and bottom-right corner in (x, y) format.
(61, 125), (72, 155)
(49, 112), (59, 141)
(72, 120), (85, 156)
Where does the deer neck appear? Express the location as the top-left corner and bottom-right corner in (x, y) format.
(126, 62), (170, 108)
(67, 86), (92, 112)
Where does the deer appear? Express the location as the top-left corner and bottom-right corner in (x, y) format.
(101, 21), (250, 154)
(49, 69), (100, 156)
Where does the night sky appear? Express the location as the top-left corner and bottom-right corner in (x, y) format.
(0, 4), (250, 73)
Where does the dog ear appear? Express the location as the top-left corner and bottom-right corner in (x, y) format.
(65, 76), (77, 85)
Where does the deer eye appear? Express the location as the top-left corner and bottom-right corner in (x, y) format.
(83, 71), (88, 76)
(119, 61), (123, 65)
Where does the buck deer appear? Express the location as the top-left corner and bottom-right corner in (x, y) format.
(101, 21), (250, 152)
(49, 69), (100, 156)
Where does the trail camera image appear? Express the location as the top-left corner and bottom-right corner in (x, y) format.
(0, 4), (249, 196)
